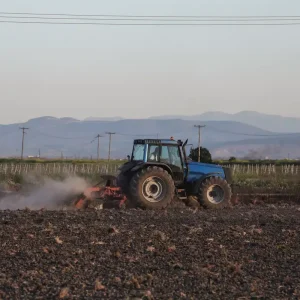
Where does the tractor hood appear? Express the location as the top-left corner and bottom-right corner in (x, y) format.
(186, 161), (226, 183)
(187, 161), (224, 170)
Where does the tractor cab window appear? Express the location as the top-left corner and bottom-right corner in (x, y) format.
(169, 146), (182, 168)
(160, 146), (169, 163)
(148, 145), (159, 161)
(146, 144), (182, 169)
(132, 144), (145, 161)
(161, 145), (182, 168)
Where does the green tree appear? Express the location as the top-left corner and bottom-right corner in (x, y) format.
(229, 156), (236, 162)
(189, 147), (212, 163)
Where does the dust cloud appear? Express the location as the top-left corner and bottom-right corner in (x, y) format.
(0, 176), (89, 210)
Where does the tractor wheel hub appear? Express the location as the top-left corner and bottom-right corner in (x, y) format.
(142, 176), (164, 202)
(207, 184), (225, 204)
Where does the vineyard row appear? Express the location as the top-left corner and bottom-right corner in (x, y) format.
(0, 163), (299, 176)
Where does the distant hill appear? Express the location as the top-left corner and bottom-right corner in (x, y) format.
(150, 111), (300, 133)
(1, 115), (300, 159)
(211, 134), (300, 159)
(84, 117), (124, 122)
(0, 116), (280, 159)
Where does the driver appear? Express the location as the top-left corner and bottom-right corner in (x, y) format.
(149, 147), (159, 161)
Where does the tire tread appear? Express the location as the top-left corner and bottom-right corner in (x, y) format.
(129, 166), (175, 209)
(197, 176), (232, 209)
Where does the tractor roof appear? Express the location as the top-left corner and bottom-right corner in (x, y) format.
(134, 138), (182, 145)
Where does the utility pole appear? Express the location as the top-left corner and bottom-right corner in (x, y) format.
(194, 125), (205, 162)
(19, 127), (29, 159)
(95, 134), (103, 160)
(106, 132), (115, 161)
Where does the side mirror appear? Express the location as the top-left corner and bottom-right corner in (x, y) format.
(183, 139), (188, 147)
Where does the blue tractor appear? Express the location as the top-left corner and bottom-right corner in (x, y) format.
(116, 138), (233, 209)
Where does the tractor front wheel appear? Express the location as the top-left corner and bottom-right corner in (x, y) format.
(197, 177), (232, 209)
(129, 166), (175, 209)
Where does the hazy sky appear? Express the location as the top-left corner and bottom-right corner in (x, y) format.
(1, 0), (300, 124)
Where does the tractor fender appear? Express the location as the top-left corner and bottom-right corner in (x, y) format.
(190, 173), (226, 194)
(131, 162), (173, 177)
(118, 161), (140, 174)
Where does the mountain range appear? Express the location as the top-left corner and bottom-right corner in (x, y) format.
(1, 111), (300, 159)
(149, 111), (300, 133)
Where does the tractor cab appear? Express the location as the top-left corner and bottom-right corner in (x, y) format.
(131, 138), (188, 185)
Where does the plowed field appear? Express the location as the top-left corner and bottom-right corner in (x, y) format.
(1, 204), (299, 299)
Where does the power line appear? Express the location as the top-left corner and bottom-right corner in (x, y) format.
(206, 125), (300, 137)
(25, 129), (158, 139)
(2, 15), (300, 22)
(31, 129), (88, 139)
(1, 20), (300, 26)
(1, 12), (300, 18)
(0, 129), (20, 139)
(19, 127), (29, 159)
(1, 12), (300, 26)
(5, 127), (300, 144)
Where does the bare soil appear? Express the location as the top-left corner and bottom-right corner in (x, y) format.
(0, 204), (299, 299)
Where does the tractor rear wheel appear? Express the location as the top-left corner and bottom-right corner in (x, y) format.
(116, 172), (130, 194)
(129, 166), (175, 209)
(197, 176), (232, 209)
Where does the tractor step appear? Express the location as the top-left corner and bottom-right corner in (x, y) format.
(176, 189), (187, 200)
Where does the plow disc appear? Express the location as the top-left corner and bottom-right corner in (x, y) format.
(72, 175), (127, 210)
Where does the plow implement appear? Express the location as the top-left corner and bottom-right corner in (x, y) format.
(72, 176), (127, 210)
